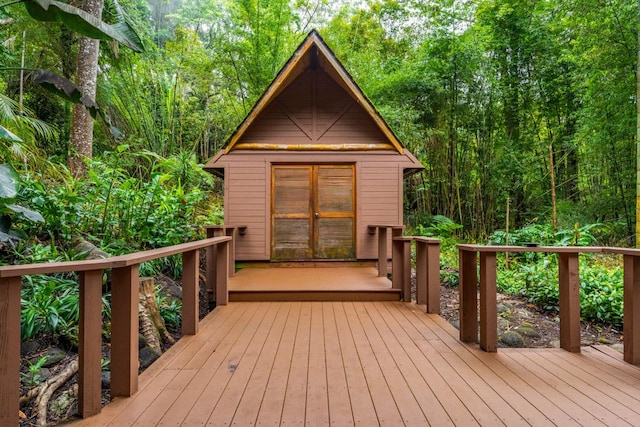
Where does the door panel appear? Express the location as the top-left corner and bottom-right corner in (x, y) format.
(272, 167), (312, 260)
(271, 165), (355, 261)
(314, 166), (355, 259)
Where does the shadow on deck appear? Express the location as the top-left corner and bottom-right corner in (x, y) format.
(73, 300), (640, 426)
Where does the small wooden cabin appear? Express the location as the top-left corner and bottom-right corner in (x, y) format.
(205, 30), (424, 262)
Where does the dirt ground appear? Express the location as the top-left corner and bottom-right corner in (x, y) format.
(439, 285), (624, 350)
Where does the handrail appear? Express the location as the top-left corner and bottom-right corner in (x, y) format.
(0, 236), (232, 426)
(391, 236), (441, 314)
(457, 244), (639, 366)
(0, 236), (231, 277)
(368, 224), (404, 278)
(205, 225), (247, 277)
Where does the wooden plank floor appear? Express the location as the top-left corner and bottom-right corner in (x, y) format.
(74, 302), (640, 426)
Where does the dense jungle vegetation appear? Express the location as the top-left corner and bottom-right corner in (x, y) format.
(0, 0), (637, 422)
(2, 0), (636, 244)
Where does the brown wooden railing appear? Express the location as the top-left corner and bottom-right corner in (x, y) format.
(458, 245), (639, 365)
(392, 236), (441, 314)
(0, 236), (231, 426)
(368, 225), (441, 314)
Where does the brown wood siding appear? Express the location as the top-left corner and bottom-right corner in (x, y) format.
(358, 163), (401, 259)
(218, 152), (411, 261)
(226, 162), (269, 260)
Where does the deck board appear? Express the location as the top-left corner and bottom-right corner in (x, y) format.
(73, 301), (640, 426)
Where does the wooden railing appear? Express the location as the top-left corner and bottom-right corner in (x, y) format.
(458, 245), (640, 365)
(0, 236), (231, 426)
(368, 225), (441, 314)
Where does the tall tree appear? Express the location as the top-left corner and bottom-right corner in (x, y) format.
(68, 0), (104, 177)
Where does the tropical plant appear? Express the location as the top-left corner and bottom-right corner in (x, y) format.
(21, 354), (50, 387)
(0, 164), (43, 244)
(20, 274), (79, 340)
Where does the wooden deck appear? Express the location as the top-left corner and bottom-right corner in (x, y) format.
(74, 301), (640, 426)
(228, 266), (401, 301)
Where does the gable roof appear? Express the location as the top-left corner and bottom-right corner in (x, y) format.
(223, 29), (404, 154)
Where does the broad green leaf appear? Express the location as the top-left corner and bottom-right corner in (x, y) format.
(33, 70), (100, 118)
(6, 204), (45, 223)
(24, 0), (144, 52)
(0, 215), (11, 234)
(0, 165), (18, 199)
(0, 125), (23, 142)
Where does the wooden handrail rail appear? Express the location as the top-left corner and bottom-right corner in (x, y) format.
(0, 236), (232, 426)
(0, 236), (232, 278)
(457, 244), (639, 366)
(458, 244), (604, 253)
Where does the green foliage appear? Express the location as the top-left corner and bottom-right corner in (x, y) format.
(21, 354), (50, 387)
(155, 287), (181, 331)
(489, 223), (599, 247)
(0, 164), (44, 244)
(22, 0), (144, 52)
(496, 250), (624, 326)
(579, 263), (624, 324)
(415, 215), (462, 239)
(20, 274), (79, 340)
(20, 150), (217, 252)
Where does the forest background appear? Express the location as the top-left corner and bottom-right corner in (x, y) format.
(1, 0), (636, 246)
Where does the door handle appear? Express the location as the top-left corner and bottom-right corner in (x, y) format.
(314, 212), (319, 218)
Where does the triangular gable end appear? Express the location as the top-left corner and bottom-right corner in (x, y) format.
(223, 30), (404, 154)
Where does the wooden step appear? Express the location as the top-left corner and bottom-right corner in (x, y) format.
(229, 289), (401, 302)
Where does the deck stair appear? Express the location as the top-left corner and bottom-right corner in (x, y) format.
(228, 263), (401, 302)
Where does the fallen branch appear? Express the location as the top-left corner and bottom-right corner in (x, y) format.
(35, 358), (78, 426)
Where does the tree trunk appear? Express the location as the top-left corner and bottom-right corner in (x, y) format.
(68, 0), (104, 177)
(549, 142), (557, 235)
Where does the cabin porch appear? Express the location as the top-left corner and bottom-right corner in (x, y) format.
(73, 300), (640, 426)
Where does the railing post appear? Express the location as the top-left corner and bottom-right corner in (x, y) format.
(216, 240), (229, 306)
(182, 250), (199, 335)
(206, 236), (216, 305)
(207, 226), (239, 277)
(0, 276), (21, 427)
(110, 265), (139, 397)
(416, 240), (427, 306)
(392, 237), (411, 301)
(416, 239), (441, 313)
(558, 252), (581, 352)
(479, 252), (497, 352)
(459, 248), (478, 343)
(377, 227), (388, 277)
(623, 254), (640, 364)
(78, 270), (103, 418)
(426, 240), (441, 314)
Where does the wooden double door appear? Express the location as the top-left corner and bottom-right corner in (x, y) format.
(271, 165), (355, 261)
